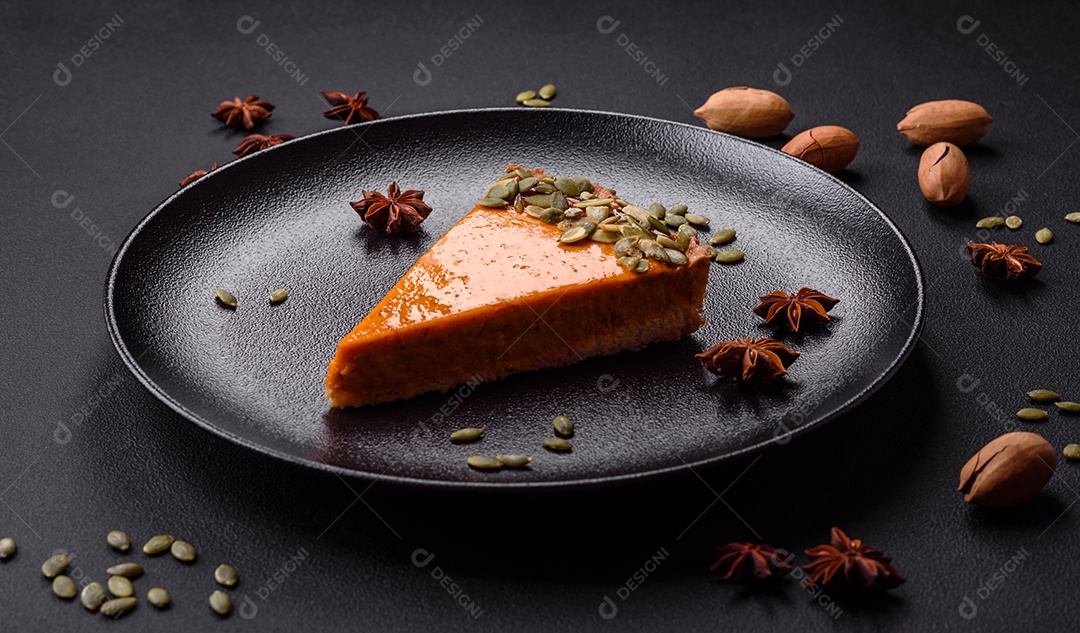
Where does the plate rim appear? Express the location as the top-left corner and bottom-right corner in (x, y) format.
(104, 107), (926, 491)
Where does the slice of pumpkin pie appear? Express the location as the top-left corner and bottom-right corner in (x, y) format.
(325, 166), (712, 408)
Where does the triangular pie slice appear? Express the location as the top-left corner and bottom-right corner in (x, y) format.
(325, 167), (712, 408)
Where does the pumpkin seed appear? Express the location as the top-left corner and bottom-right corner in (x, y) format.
(505, 180), (519, 197)
(1036, 227), (1053, 244)
(106, 562), (144, 578)
(106, 530), (130, 552)
(563, 208), (584, 219)
(572, 198), (614, 209)
(656, 235), (681, 251)
(620, 224), (651, 240)
(466, 455), (503, 470)
(621, 204), (649, 225)
(615, 198), (630, 208)
(684, 213), (710, 226)
(573, 178), (592, 192)
(647, 203), (666, 219)
(209, 590), (232, 616)
(525, 205), (545, 218)
(1027, 389), (1060, 402)
(514, 169), (531, 179)
(450, 427), (484, 442)
(538, 84), (557, 100)
(269, 288), (289, 303)
(1064, 444), (1080, 460)
(710, 230), (736, 245)
(550, 192), (569, 211)
(1016, 408), (1048, 421)
(100, 597), (137, 617)
(143, 535), (174, 555)
(540, 177), (556, 185)
(171, 540), (197, 563)
(540, 208), (565, 224)
(522, 98), (550, 108)
(215, 564), (239, 587)
(41, 554), (68, 578)
(554, 178), (580, 196)
(524, 193), (552, 207)
(486, 184), (510, 200)
(478, 197), (507, 208)
(617, 256), (641, 271)
(495, 173), (517, 182)
(543, 437), (572, 451)
(634, 259), (649, 273)
(215, 289), (237, 308)
(533, 183), (557, 194)
(678, 223), (697, 238)
(513, 193), (524, 212)
(108, 575), (134, 598)
(147, 588), (171, 608)
(1055, 402), (1080, 413)
(515, 90), (536, 103)
(586, 205), (611, 222)
(676, 232), (691, 250)
(614, 237), (641, 257)
(52, 575), (77, 599)
(81, 582), (107, 611)
(1066, 212), (1080, 223)
(496, 454), (533, 468)
(0, 537), (15, 560)
(559, 226), (590, 243)
(664, 249), (689, 265)
(664, 214), (688, 227)
(667, 204), (688, 216)
(714, 249), (745, 264)
(518, 177), (537, 192)
(1005, 215), (1023, 229)
(647, 214), (668, 232)
(976, 216), (1004, 229)
(553, 415), (575, 436)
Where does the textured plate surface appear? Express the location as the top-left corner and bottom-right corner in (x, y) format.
(105, 108), (923, 490)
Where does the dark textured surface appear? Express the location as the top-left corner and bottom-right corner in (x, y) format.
(107, 109), (922, 488)
(2, 0), (1079, 630)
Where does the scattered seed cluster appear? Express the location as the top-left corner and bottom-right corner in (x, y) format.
(1016, 389), (1080, 459)
(515, 84), (557, 108)
(454, 414), (580, 471)
(976, 212), (1075, 247)
(9, 530), (241, 619)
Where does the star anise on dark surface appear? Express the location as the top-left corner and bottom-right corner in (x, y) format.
(803, 527), (905, 595)
(350, 182), (432, 234)
(710, 542), (793, 582)
(320, 90), (381, 126)
(178, 163), (218, 187)
(753, 288), (840, 332)
(211, 95), (275, 130)
(967, 241), (1042, 281)
(695, 337), (799, 384)
(233, 134), (295, 158)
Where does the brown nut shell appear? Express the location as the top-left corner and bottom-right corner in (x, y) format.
(693, 87), (794, 138)
(918, 142), (970, 207)
(958, 431), (1056, 508)
(781, 126), (859, 174)
(897, 99), (992, 147)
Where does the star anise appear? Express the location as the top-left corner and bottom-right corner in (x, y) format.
(710, 542), (793, 582)
(320, 90), (381, 126)
(350, 182), (432, 234)
(753, 288), (839, 332)
(803, 527), (905, 595)
(233, 134), (295, 158)
(695, 337), (799, 384)
(967, 241), (1042, 281)
(178, 163), (217, 187)
(211, 95), (275, 130)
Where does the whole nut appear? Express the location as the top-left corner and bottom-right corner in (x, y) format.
(897, 99), (992, 147)
(958, 431), (1056, 508)
(693, 86), (794, 138)
(781, 126), (859, 174)
(918, 142), (970, 207)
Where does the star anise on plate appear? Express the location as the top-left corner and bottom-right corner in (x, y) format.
(803, 527), (905, 595)
(967, 241), (1042, 281)
(350, 182), (432, 234)
(695, 337), (799, 384)
(211, 95), (275, 130)
(710, 542), (792, 582)
(178, 163), (218, 187)
(752, 288), (839, 332)
(233, 133), (296, 158)
(320, 90), (381, 126)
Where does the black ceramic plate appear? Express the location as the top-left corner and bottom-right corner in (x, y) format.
(106, 108), (923, 490)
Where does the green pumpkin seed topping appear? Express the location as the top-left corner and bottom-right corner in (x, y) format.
(1064, 444), (1080, 460)
(467, 455), (503, 470)
(543, 437), (572, 451)
(1027, 389), (1060, 402)
(450, 427), (485, 442)
(538, 84), (557, 100)
(496, 454), (533, 468)
(553, 415), (575, 436)
(515, 90), (536, 103)
(522, 98), (550, 108)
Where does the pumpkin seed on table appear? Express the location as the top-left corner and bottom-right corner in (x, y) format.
(81, 582), (107, 611)
(108, 575), (134, 598)
(215, 564), (240, 587)
(1035, 228), (1053, 244)
(41, 554), (68, 578)
(215, 289), (237, 308)
(1027, 389), (1060, 402)
(553, 415), (575, 437)
(496, 454), (533, 468)
(714, 249), (745, 264)
(710, 230), (736, 245)
(107, 530), (131, 552)
(143, 534), (174, 555)
(976, 216), (1004, 229)
(1056, 402), (1080, 413)
(0, 537), (15, 560)
(171, 540), (197, 562)
(147, 588), (171, 608)
(269, 288), (289, 303)
(106, 562), (145, 578)
(1016, 408), (1048, 421)
(1066, 212), (1080, 223)
(538, 84), (557, 100)
(515, 90), (536, 103)
(543, 437), (572, 451)
(522, 98), (550, 108)
(1005, 215), (1023, 229)
(100, 597), (137, 617)
(450, 427), (484, 442)
(210, 590), (232, 616)
(52, 575), (78, 599)
(467, 455), (502, 470)
(1064, 445), (1080, 460)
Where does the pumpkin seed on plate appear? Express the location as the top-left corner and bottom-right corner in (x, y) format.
(81, 582), (107, 611)
(538, 84), (557, 100)
(107, 530), (130, 552)
(515, 90), (536, 103)
(522, 98), (550, 108)
(209, 590), (232, 616)
(1027, 389), (1060, 402)
(709, 230), (736, 245)
(1005, 215), (1023, 229)
(215, 564), (239, 587)
(1055, 402), (1080, 413)
(1066, 212), (1080, 223)
(1016, 408), (1048, 421)
(496, 454), (533, 468)
(667, 204), (688, 216)
(52, 575), (78, 599)
(106, 562), (144, 578)
(518, 177), (537, 193)
(0, 537), (15, 560)
(664, 214), (688, 227)
(143, 535), (174, 555)
(478, 197), (507, 208)
(684, 213), (710, 226)
(553, 415), (575, 436)
(656, 235), (681, 251)
(147, 588), (171, 608)
(171, 540), (197, 563)
(1036, 227), (1053, 244)
(550, 192), (569, 211)
(466, 455), (503, 470)
(543, 437), (572, 451)
(647, 214), (668, 232)
(554, 178), (580, 196)
(100, 597), (137, 617)
(41, 554), (68, 578)
(647, 203), (666, 219)
(450, 427), (484, 442)
(976, 216), (1004, 229)
(714, 249), (745, 264)
(268, 288), (289, 303)
(487, 184), (511, 200)
(514, 168), (531, 179)
(215, 289), (237, 308)
(108, 575), (134, 598)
